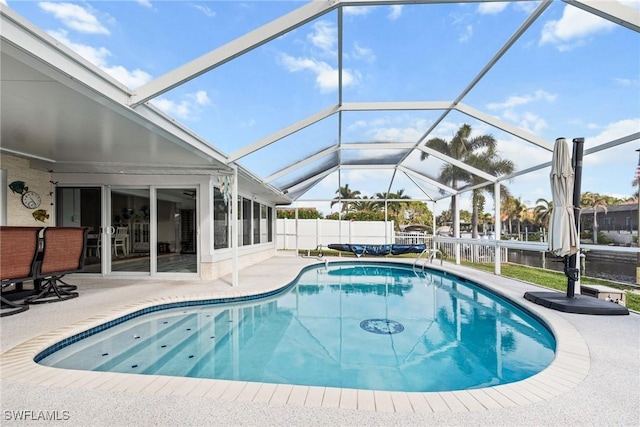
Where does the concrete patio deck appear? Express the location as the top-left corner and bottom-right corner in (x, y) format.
(1, 254), (638, 426)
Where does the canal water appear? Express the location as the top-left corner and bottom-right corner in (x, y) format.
(508, 250), (635, 285)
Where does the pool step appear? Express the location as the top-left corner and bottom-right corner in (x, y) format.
(106, 310), (235, 377)
(46, 313), (196, 371)
(138, 313), (218, 376)
(186, 310), (293, 380)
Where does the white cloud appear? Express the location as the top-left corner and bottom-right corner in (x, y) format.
(513, 1), (539, 14)
(279, 53), (359, 92)
(540, 4), (616, 51)
(345, 115), (430, 142)
(241, 118), (256, 128)
(192, 90), (210, 106)
(613, 77), (639, 86)
(352, 42), (376, 63)
(458, 24), (473, 43)
(135, 0), (152, 8)
(102, 65), (153, 89)
(502, 110), (548, 135)
(583, 118), (640, 162)
(308, 21), (336, 56)
(47, 30), (152, 88)
(39, 2), (110, 35)
(478, 2), (508, 15)
(193, 4), (215, 17)
(487, 90), (557, 110)
(278, 20), (368, 93)
(343, 6), (371, 17)
(388, 5), (403, 20)
(153, 90), (211, 121)
(372, 122), (428, 142)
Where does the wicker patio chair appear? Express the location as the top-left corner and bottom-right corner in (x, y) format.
(0, 226), (43, 316)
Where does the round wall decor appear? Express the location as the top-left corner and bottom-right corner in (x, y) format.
(21, 190), (41, 209)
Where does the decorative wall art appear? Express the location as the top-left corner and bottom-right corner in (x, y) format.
(9, 180), (48, 222)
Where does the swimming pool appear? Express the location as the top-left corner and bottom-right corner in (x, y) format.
(36, 262), (555, 392)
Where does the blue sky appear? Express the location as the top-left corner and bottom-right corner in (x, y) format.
(3, 0), (640, 215)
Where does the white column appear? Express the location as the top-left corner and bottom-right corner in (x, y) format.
(232, 165), (239, 287)
(432, 201), (437, 252)
(494, 181), (502, 275)
(454, 195), (460, 264)
(295, 203), (299, 256)
(384, 200), (389, 244)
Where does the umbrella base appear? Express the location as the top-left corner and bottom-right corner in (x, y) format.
(524, 291), (629, 315)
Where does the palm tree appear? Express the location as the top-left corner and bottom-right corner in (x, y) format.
(421, 124), (513, 238)
(420, 124), (476, 218)
(581, 192), (608, 244)
(353, 196), (379, 212)
(331, 184), (361, 214)
(512, 197), (528, 237)
(502, 196), (528, 237)
(501, 195), (516, 235)
(376, 189), (411, 216)
(481, 212), (493, 234)
(533, 197), (553, 230)
(467, 147), (514, 238)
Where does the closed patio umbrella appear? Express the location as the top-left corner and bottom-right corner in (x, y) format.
(525, 138), (627, 313)
(548, 137), (579, 296)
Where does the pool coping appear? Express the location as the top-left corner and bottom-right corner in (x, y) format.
(0, 259), (590, 414)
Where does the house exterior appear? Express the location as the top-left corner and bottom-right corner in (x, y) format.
(0, 6), (291, 282)
(580, 203), (638, 233)
(580, 202), (638, 245)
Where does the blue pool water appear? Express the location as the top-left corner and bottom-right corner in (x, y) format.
(37, 262), (555, 392)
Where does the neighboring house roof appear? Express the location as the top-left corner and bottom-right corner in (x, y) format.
(581, 203), (638, 215)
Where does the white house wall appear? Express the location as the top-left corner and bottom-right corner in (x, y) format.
(0, 158), (278, 281)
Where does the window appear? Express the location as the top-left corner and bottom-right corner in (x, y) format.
(267, 206), (273, 242)
(603, 217), (613, 232)
(261, 204), (268, 243)
(242, 197), (251, 246)
(253, 201), (261, 244)
(214, 188), (229, 249)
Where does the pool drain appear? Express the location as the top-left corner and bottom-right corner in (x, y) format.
(360, 319), (404, 335)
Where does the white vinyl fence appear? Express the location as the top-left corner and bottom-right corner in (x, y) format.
(276, 219), (395, 250)
(276, 219), (511, 263)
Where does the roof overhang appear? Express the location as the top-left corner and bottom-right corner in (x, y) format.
(0, 5), (291, 205)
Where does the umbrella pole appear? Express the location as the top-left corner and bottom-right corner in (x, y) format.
(567, 138), (584, 298)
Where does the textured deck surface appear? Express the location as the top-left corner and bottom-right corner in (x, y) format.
(1, 254), (638, 426)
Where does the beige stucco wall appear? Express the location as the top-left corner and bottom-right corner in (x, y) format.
(0, 153), (53, 226)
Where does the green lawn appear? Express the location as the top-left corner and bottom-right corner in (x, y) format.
(467, 262), (639, 312)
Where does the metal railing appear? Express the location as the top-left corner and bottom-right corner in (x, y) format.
(395, 232), (432, 245)
(434, 238), (510, 263)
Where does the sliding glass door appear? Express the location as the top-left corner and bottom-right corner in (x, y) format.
(56, 187), (102, 273)
(58, 185), (198, 276)
(110, 188), (150, 273)
(156, 188), (197, 273)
